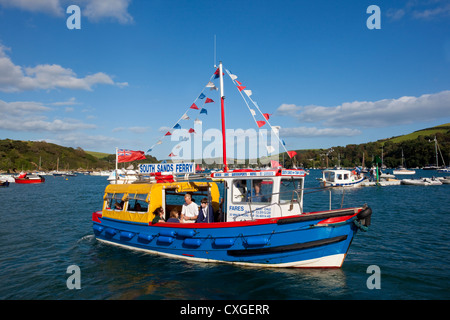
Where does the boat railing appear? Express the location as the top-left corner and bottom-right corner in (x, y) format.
(234, 186), (343, 220)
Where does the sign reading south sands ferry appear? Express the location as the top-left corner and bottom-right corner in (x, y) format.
(139, 163), (195, 174)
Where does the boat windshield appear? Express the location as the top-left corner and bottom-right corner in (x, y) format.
(324, 171), (335, 182)
(279, 178), (303, 204)
(232, 179), (272, 203)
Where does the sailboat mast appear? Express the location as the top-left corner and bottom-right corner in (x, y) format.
(219, 61), (228, 172)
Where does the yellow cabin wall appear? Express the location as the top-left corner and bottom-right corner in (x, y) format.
(101, 182), (220, 223)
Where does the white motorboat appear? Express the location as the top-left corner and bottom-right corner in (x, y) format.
(320, 169), (365, 188)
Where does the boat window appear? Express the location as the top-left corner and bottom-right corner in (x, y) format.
(164, 187), (209, 220)
(325, 171), (335, 181)
(127, 193), (148, 213)
(233, 179), (272, 203)
(337, 174), (343, 180)
(344, 173), (349, 180)
(279, 178), (303, 204)
(105, 193), (125, 211)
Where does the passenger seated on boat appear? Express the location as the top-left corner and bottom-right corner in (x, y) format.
(196, 197), (214, 223)
(248, 180), (268, 203)
(167, 209), (181, 223)
(181, 193), (198, 223)
(114, 201), (124, 210)
(151, 207), (165, 224)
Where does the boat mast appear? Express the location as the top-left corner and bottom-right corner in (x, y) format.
(219, 61), (228, 172)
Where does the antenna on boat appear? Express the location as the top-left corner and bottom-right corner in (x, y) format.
(219, 61), (228, 172)
(214, 35), (217, 68)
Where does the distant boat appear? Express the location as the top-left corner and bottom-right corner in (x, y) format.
(0, 180), (10, 187)
(320, 169), (365, 188)
(14, 172), (45, 184)
(401, 177), (442, 186)
(393, 149), (415, 175)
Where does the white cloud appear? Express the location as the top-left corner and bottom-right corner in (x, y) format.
(387, 0), (450, 20)
(0, 0), (133, 24)
(276, 90), (450, 128)
(0, 0), (63, 16)
(0, 44), (127, 92)
(83, 0), (133, 24)
(0, 99), (96, 132)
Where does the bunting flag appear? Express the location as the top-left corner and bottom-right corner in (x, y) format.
(287, 151), (297, 159)
(165, 131), (172, 136)
(188, 128), (196, 133)
(173, 123), (181, 129)
(190, 103), (199, 110)
(168, 152), (176, 157)
(266, 145), (275, 154)
(237, 86), (246, 92)
(230, 74), (238, 80)
(271, 160), (282, 168)
(200, 108), (207, 115)
(263, 113), (271, 120)
(181, 114), (190, 120)
(250, 109), (256, 116)
(205, 97), (214, 103)
(198, 93), (206, 99)
(236, 80), (242, 85)
(117, 149), (146, 163)
(256, 120), (266, 128)
(147, 148), (152, 153)
(243, 89), (252, 97)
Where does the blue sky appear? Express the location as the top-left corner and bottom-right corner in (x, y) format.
(0, 0), (449, 162)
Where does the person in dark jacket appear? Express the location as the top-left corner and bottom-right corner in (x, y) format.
(196, 198), (214, 223)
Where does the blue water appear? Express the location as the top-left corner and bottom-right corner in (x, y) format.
(1, 170), (449, 300)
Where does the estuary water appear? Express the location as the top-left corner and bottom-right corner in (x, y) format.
(0, 170), (449, 300)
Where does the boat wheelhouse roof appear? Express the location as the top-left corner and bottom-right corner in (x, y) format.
(211, 168), (306, 179)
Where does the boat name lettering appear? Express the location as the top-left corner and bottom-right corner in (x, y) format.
(229, 205), (245, 211)
(139, 163), (195, 174)
(281, 170), (305, 176)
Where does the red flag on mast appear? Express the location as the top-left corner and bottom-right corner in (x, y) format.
(287, 151), (297, 159)
(117, 149), (146, 163)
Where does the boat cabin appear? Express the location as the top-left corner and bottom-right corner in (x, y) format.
(100, 168), (306, 224)
(102, 182), (220, 224)
(212, 168), (306, 221)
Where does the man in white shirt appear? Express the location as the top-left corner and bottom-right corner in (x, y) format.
(181, 193), (198, 223)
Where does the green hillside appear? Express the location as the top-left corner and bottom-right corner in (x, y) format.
(0, 139), (158, 172)
(285, 124), (450, 169)
(382, 123), (450, 144)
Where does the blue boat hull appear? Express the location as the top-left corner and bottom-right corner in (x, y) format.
(92, 208), (368, 268)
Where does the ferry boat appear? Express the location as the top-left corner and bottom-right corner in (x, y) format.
(92, 62), (372, 268)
